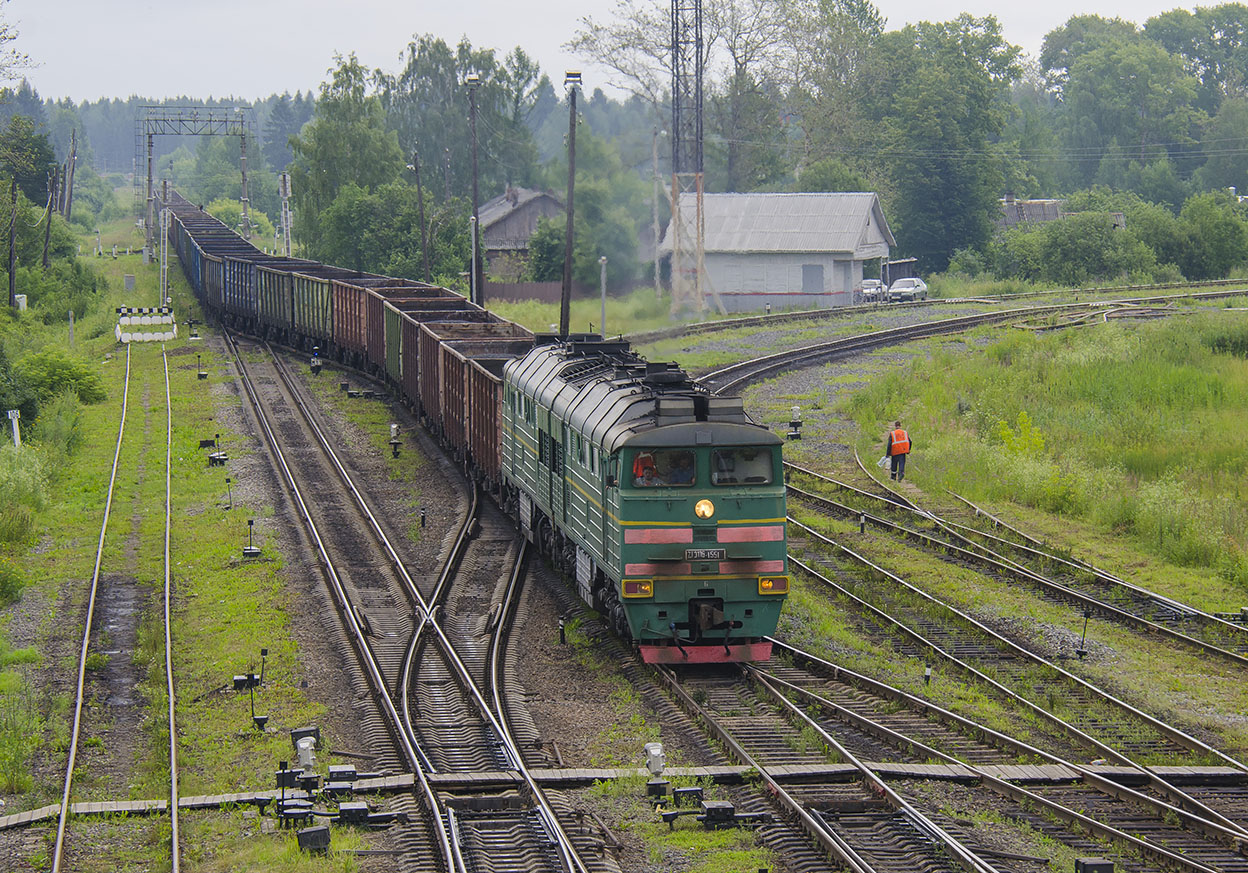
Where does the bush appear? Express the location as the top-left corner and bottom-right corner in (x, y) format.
(14, 349), (105, 404)
(0, 559), (24, 606)
(32, 391), (83, 459)
(27, 259), (107, 326)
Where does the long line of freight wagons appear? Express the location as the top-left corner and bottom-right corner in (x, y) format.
(165, 194), (535, 491)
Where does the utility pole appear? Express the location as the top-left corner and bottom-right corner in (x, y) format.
(239, 131), (251, 240)
(144, 132), (154, 255)
(411, 151), (431, 283)
(466, 74), (483, 306)
(443, 147), (451, 201)
(63, 129), (77, 219)
(278, 172), (292, 257)
(560, 72), (582, 338)
(8, 179), (17, 308)
(42, 168), (56, 270)
(599, 255), (607, 337)
(652, 127), (662, 298)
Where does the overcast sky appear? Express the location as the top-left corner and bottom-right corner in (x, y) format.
(11, 0), (1198, 103)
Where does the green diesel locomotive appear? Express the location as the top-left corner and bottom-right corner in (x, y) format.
(502, 337), (788, 663)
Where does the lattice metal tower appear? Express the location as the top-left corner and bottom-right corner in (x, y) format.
(671, 0), (703, 176)
(669, 0), (722, 314)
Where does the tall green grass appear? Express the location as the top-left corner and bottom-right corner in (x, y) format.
(843, 314), (1248, 587)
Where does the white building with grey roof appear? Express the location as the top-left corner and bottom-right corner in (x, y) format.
(658, 192), (896, 312)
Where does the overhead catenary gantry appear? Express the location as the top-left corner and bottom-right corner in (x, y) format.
(135, 107), (255, 256)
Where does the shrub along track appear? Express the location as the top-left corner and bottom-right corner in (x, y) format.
(229, 334), (599, 873)
(50, 345), (182, 873)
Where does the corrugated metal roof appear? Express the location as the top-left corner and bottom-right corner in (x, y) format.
(658, 192), (896, 255)
(478, 187), (563, 230)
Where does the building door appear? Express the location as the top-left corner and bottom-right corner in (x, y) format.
(802, 264), (824, 294)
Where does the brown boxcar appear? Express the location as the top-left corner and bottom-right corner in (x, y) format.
(440, 339), (535, 463)
(332, 278), (434, 369)
(418, 320), (533, 438)
(364, 286), (462, 376)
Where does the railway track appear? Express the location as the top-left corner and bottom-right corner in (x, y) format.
(699, 288), (1248, 395)
(655, 662), (1003, 873)
(51, 346), (182, 873)
(757, 641), (1248, 869)
(786, 460), (1248, 666)
(228, 334), (596, 872)
(784, 518), (1248, 835)
(630, 279), (1248, 346)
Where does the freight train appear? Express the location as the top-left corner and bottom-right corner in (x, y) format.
(164, 192), (788, 663)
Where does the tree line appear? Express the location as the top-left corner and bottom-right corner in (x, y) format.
(17, 1), (1248, 289)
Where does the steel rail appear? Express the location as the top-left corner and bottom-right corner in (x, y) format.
(752, 656), (1241, 868)
(484, 541), (589, 869)
(487, 540), (529, 741)
(786, 534), (1248, 836)
(701, 289), (1248, 396)
(50, 345), (132, 873)
(162, 350), (181, 872)
(263, 345), (589, 873)
(789, 519), (1248, 769)
(651, 664), (880, 873)
(225, 334), (456, 869)
(629, 281), (1248, 346)
(743, 668), (1004, 873)
(940, 489), (1245, 633)
(845, 455), (1244, 638)
(785, 478), (1248, 668)
(763, 640), (1248, 849)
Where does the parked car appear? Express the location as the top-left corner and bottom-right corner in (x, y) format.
(888, 277), (928, 302)
(860, 279), (886, 302)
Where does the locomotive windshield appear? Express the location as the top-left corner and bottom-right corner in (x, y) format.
(711, 447), (774, 485)
(627, 446), (777, 488)
(631, 449), (695, 487)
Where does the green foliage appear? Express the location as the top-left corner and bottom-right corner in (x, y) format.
(315, 182), (470, 285)
(25, 258), (106, 325)
(995, 411), (1046, 455)
(0, 115), (55, 203)
(861, 15), (1021, 270)
(843, 315), (1248, 584)
(204, 198), (276, 243)
(378, 36), (545, 198)
(31, 390), (83, 459)
(524, 217), (564, 282)
(15, 348), (105, 404)
(1177, 192), (1247, 279)
(289, 54), (404, 254)
(1061, 38), (1203, 189)
(531, 126), (648, 286)
(0, 445), (47, 543)
(795, 158), (869, 193)
(0, 678), (39, 793)
(0, 557), (24, 605)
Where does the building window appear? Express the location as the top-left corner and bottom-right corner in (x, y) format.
(802, 264), (824, 294)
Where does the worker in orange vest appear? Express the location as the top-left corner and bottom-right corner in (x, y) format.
(886, 420), (911, 481)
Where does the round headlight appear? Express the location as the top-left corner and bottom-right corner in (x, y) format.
(694, 499), (715, 519)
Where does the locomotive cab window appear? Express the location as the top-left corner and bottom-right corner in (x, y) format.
(712, 447), (774, 485)
(630, 449), (695, 487)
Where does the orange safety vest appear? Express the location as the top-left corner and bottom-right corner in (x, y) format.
(889, 428), (910, 455)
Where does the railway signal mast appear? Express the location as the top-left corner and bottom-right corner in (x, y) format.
(669, 0), (723, 315)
